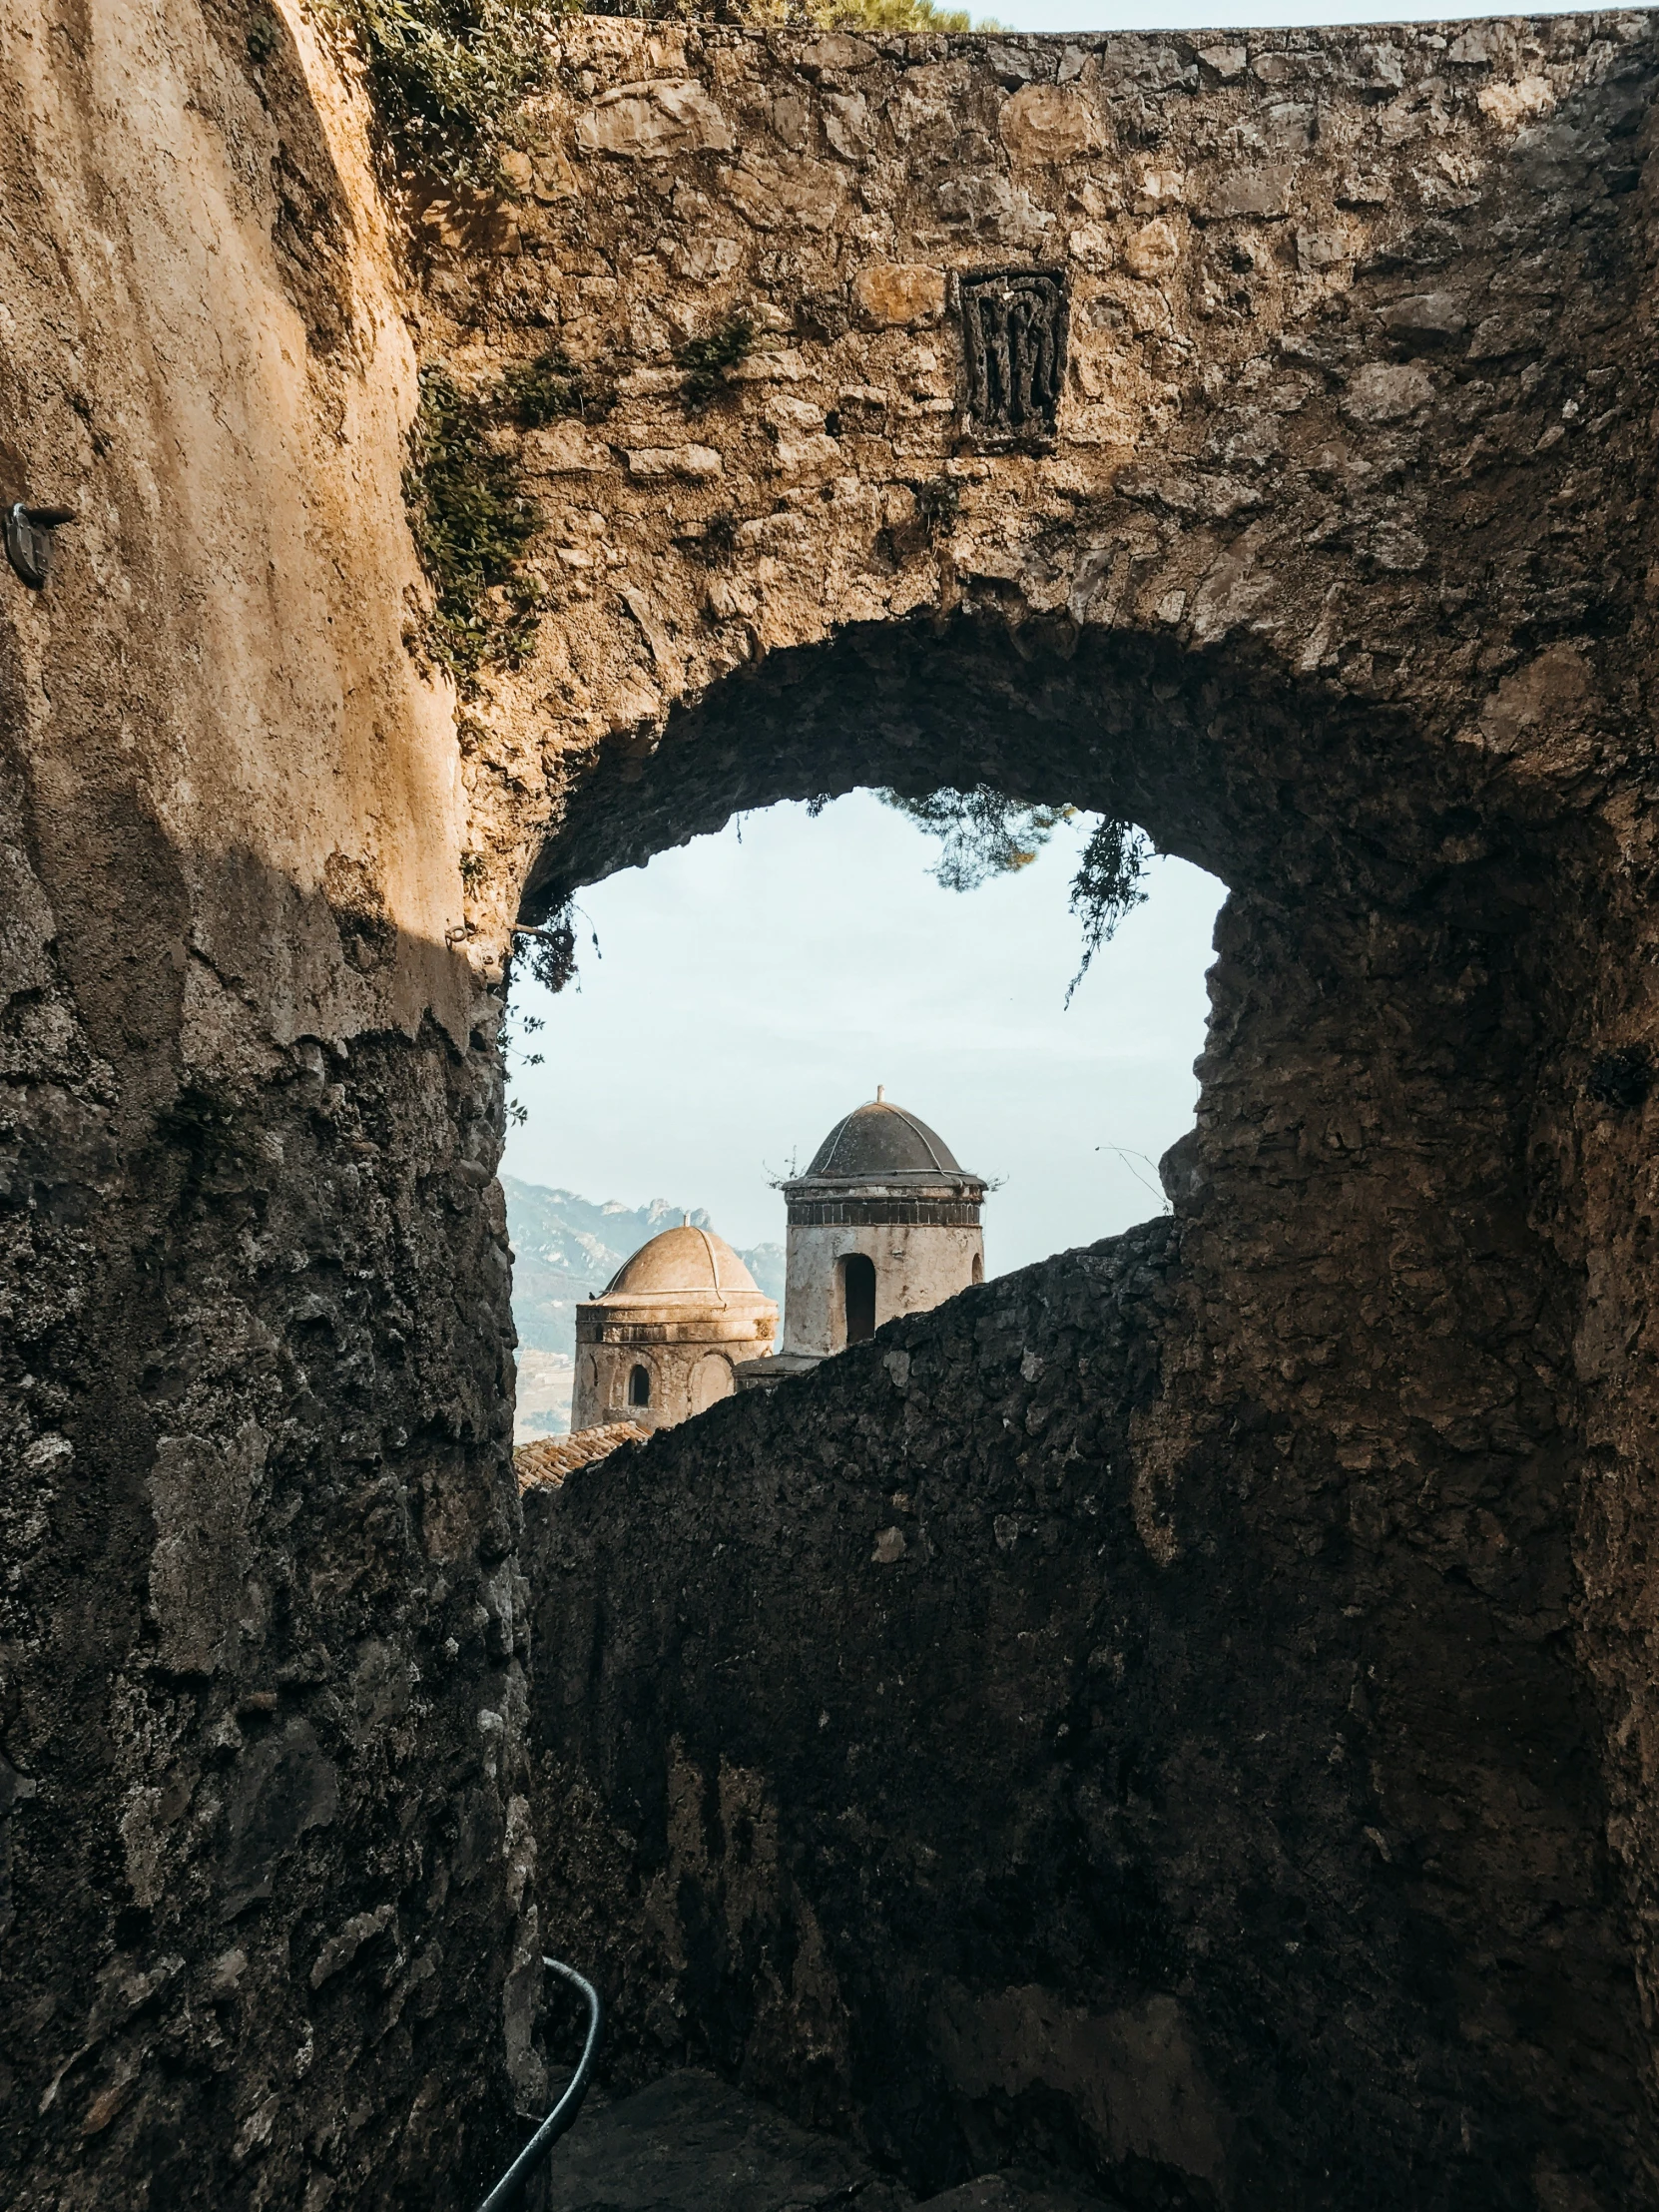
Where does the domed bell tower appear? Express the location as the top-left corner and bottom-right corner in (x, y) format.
(776, 1090), (985, 1364)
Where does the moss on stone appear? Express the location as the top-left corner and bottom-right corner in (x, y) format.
(502, 347), (615, 429)
(674, 313), (758, 411)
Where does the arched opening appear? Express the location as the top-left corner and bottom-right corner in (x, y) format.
(627, 1364), (651, 1409)
(971, 1254), (983, 1286)
(501, 621), (1267, 1440)
(840, 1254), (877, 1347)
(504, 787), (1219, 1439)
(691, 1353), (733, 1414)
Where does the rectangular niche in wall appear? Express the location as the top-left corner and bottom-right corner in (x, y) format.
(958, 270), (1068, 446)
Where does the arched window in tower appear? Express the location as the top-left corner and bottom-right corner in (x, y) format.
(628, 1363), (651, 1407)
(972, 1254), (983, 1285)
(841, 1254), (876, 1345)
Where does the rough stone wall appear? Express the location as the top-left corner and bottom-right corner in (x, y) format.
(9, 7), (1659, 2210)
(436, 11), (1659, 933)
(0, 6), (534, 2204)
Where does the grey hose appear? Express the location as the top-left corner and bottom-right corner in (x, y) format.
(474, 1956), (603, 2212)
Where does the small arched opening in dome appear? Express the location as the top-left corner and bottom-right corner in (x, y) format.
(628, 1365), (650, 1409)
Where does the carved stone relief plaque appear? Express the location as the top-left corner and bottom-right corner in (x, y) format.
(957, 270), (1069, 446)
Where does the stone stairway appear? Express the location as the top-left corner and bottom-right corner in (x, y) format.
(538, 2069), (1112, 2212)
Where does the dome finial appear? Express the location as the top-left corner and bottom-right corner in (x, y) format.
(876, 1083), (885, 1102)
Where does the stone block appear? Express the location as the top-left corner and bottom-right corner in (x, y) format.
(525, 421), (615, 474)
(853, 262), (947, 326)
(1340, 359), (1434, 424)
(625, 444), (724, 478)
(1196, 165), (1295, 221)
(574, 79), (734, 160)
(998, 82), (1104, 163)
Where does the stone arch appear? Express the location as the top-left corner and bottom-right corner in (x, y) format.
(511, 603), (1645, 2205)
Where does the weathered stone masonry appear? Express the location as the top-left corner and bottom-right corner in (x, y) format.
(7, 6), (1659, 2209)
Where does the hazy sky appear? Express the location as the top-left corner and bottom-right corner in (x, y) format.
(502, 795), (1225, 1275)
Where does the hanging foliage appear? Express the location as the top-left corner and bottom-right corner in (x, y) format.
(1065, 816), (1152, 1006)
(521, 907), (580, 997)
(877, 787), (1077, 893)
(879, 787), (1152, 1003)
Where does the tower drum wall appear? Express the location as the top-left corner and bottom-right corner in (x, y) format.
(570, 1224), (778, 1433)
(782, 1190), (984, 1358)
(573, 1332), (751, 1432)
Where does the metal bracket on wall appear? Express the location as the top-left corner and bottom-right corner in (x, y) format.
(5, 503), (75, 588)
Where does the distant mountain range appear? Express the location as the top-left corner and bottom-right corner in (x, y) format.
(504, 1175), (786, 1368)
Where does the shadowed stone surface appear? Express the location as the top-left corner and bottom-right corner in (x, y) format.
(543, 2068), (892, 2210)
(538, 2067), (1112, 2212)
(528, 1214), (1648, 2207)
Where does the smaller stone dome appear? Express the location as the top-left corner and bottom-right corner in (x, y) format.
(601, 1223), (759, 1298)
(806, 1095), (962, 1179)
(574, 1219), (778, 1438)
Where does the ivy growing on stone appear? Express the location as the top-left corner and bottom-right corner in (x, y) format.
(319, 0), (566, 189)
(502, 347), (616, 428)
(675, 313), (757, 411)
(402, 363), (544, 689)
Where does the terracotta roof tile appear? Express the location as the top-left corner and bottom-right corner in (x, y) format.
(516, 1422), (650, 1492)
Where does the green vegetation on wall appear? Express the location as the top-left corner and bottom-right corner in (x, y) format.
(399, 342), (620, 687)
(590, 0), (1002, 26)
(325, 0), (1006, 190)
(402, 364), (544, 687)
(319, 0), (564, 187)
(805, 0), (998, 28)
(675, 313), (757, 410)
(501, 347), (615, 429)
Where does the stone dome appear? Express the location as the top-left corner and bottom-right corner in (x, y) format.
(601, 1223), (759, 1298)
(805, 1095), (962, 1179)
